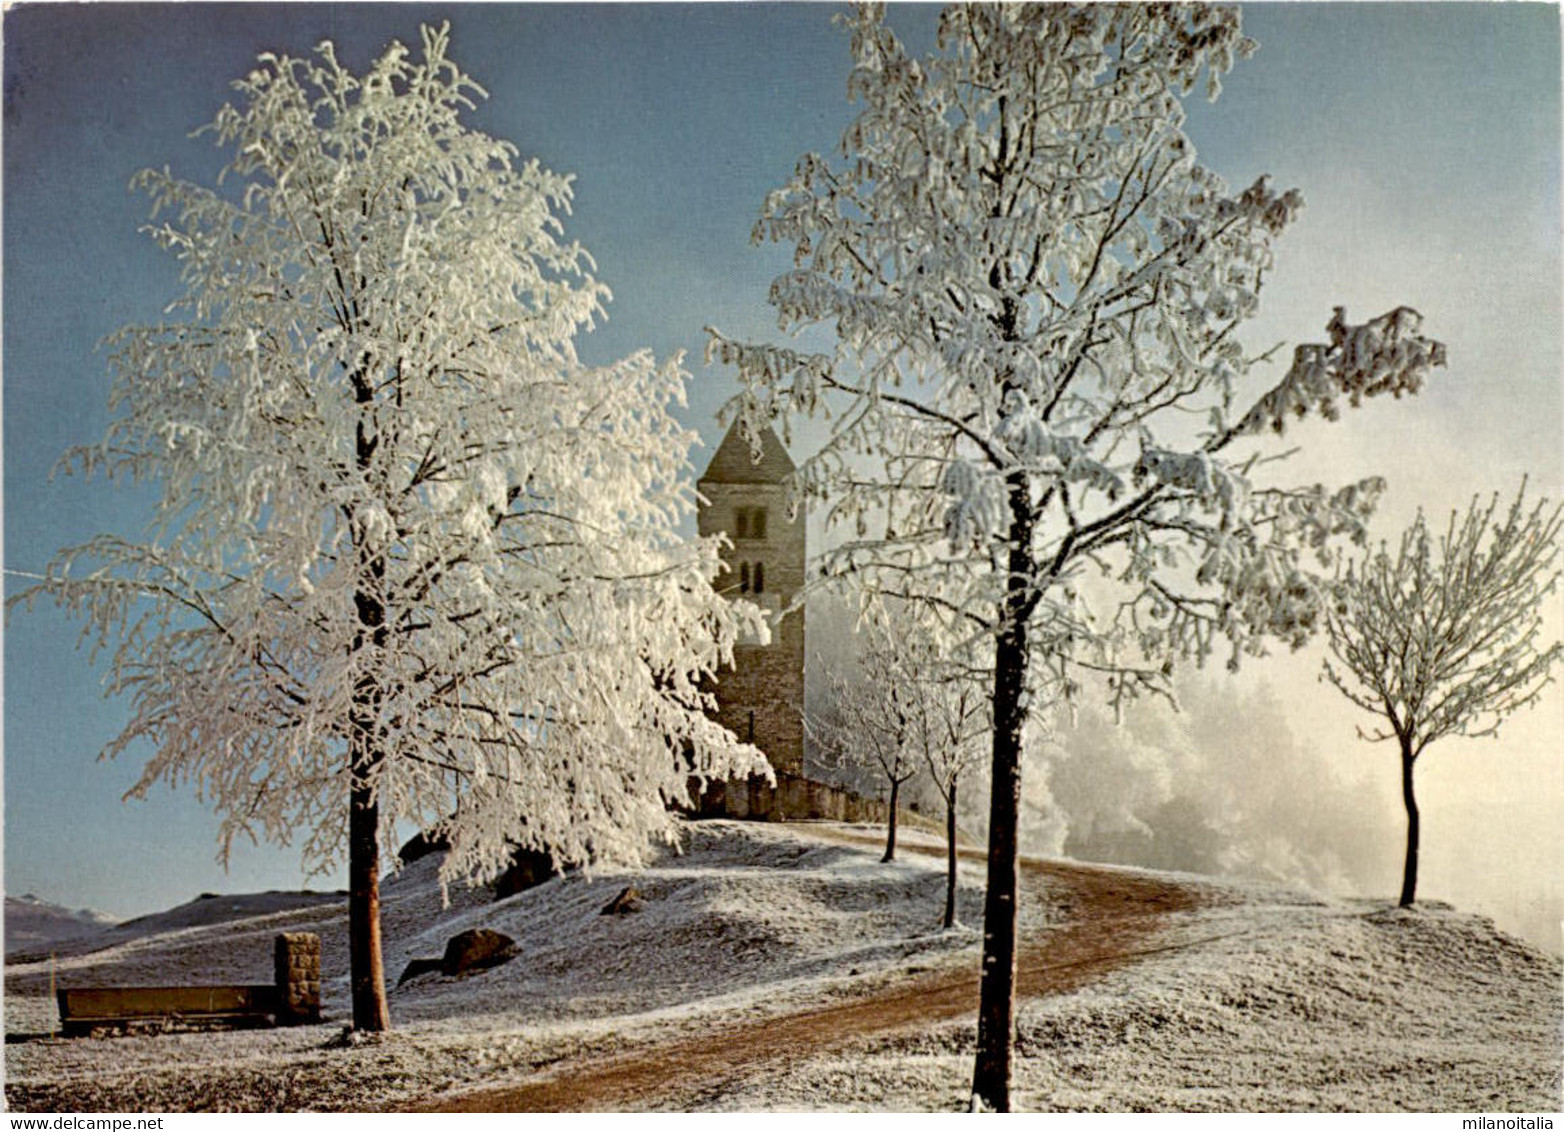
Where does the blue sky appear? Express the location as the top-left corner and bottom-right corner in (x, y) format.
(4, 4), (1560, 939)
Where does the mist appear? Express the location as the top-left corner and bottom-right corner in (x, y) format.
(803, 590), (1559, 954)
(1023, 677), (1400, 901)
(809, 595), (1402, 902)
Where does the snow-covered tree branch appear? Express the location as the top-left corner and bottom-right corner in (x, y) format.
(813, 613), (925, 864)
(903, 622), (991, 930)
(9, 24), (765, 1032)
(706, 3), (1446, 1109)
(1323, 483), (1562, 906)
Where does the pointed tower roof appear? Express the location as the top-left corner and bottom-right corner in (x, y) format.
(698, 420), (796, 485)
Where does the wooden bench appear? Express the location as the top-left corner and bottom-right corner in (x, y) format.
(56, 985), (279, 1036)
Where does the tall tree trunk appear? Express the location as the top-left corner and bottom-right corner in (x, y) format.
(972, 514), (1033, 1112)
(348, 388), (392, 1032)
(348, 582), (391, 1032)
(883, 776), (900, 862)
(348, 748), (390, 1032)
(944, 778), (959, 930)
(1398, 742), (1419, 908)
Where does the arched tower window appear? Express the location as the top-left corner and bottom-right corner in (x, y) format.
(739, 561), (751, 593)
(734, 509), (750, 540)
(751, 508), (767, 539)
(753, 561), (765, 594)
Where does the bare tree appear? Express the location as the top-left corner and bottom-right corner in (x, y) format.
(835, 602), (990, 920)
(1324, 484), (1562, 907)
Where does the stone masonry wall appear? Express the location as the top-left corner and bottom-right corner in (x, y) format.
(712, 612), (805, 776)
(691, 770), (889, 825)
(698, 478), (807, 777)
(273, 932), (321, 1025)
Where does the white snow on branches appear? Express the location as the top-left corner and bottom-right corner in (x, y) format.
(707, 3), (1446, 699)
(11, 24), (766, 893)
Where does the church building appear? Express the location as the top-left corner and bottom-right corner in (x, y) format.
(697, 421), (806, 778)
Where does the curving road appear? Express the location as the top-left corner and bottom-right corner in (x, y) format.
(411, 827), (1212, 1112)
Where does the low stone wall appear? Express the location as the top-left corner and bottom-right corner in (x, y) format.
(689, 770), (888, 824)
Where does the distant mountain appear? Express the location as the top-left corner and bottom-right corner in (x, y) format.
(5, 894), (118, 957)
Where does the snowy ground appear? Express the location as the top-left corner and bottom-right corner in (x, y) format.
(706, 896), (1564, 1112)
(4, 820), (1559, 1112)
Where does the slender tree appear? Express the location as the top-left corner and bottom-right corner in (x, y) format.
(912, 661), (989, 930)
(1324, 484), (1562, 907)
(891, 613), (992, 928)
(709, 4), (1446, 1108)
(814, 615), (923, 861)
(10, 26), (764, 1031)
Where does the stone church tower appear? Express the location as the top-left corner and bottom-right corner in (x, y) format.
(697, 421), (806, 777)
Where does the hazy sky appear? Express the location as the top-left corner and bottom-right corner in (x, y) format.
(4, 4), (1560, 946)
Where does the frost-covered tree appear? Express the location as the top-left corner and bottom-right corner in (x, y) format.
(1324, 484), (1562, 907)
(904, 624), (990, 929)
(814, 616), (923, 862)
(9, 26), (764, 1032)
(707, 4), (1446, 1108)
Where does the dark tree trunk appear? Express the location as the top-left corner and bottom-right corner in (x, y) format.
(944, 778), (959, 930)
(883, 776), (900, 862)
(971, 511), (1034, 1112)
(348, 581), (392, 1032)
(348, 396), (391, 1032)
(1398, 742), (1419, 908)
(348, 751), (390, 1031)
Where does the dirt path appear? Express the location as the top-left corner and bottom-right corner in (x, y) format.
(411, 828), (1212, 1112)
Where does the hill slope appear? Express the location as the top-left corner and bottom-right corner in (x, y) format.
(4, 896), (118, 960)
(4, 821), (1559, 1112)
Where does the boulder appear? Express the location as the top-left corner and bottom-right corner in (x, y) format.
(397, 956), (444, 986)
(600, 886), (644, 916)
(441, 928), (517, 976)
(398, 830), (450, 865)
(493, 846), (558, 901)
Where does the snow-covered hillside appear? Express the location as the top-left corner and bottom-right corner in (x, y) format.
(4, 896), (118, 959)
(4, 821), (1558, 1112)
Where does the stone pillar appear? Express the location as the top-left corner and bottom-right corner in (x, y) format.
(274, 932), (322, 1025)
(752, 775), (776, 820)
(708, 777), (727, 817)
(827, 785), (846, 823)
(803, 778), (824, 820)
(728, 775), (750, 819)
(778, 774), (803, 820)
